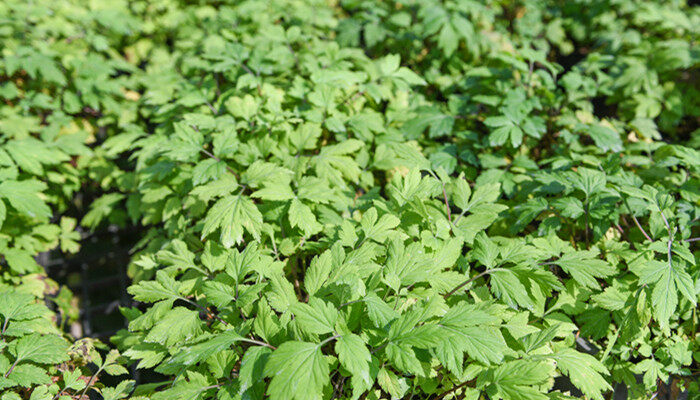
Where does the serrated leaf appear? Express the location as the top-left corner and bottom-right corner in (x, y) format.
(144, 307), (203, 347)
(201, 194), (262, 247)
(264, 341), (329, 400)
(11, 333), (69, 365)
(291, 298), (338, 335)
(550, 349), (611, 400)
(335, 334), (371, 385)
(553, 251), (616, 289)
(0, 180), (51, 220)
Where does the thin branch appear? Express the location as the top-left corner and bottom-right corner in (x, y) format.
(685, 237), (700, 242)
(190, 127), (240, 180)
(241, 338), (276, 350)
(4, 358), (19, 378)
(434, 379), (476, 400)
(601, 285), (645, 362)
(204, 101), (218, 115)
(319, 334), (341, 348)
(623, 198), (652, 241)
(657, 205), (675, 268)
(77, 369), (101, 400)
(441, 182), (452, 224)
(341, 89), (365, 106)
(339, 299), (363, 308)
(199, 148), (238, 175)
(657, 207), (671, 233)
(1, 318), (9, 336)
(453, 208), (468, 225)
(237, 61), (262, 95)
(428, 170), (452, 224)
(181, 297), (230, 327)
(238, 61), (256, 78)
(444, 268), (504, 299)
(371, 342), (388, 355)
(287, 43), (300, 68)
(584, 198), (590, 249)
(667, 231), (674, 267)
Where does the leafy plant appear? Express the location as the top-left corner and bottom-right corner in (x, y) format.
(1, 0), (698, 399)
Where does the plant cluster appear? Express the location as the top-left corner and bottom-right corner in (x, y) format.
(0, 0), (698, 399)
(0, 0), (140, 398)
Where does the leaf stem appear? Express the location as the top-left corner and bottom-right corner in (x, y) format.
(181, 297), (229, 327)
(319, 334), (341, 348)
(656, 204), (675, 268)
(77, 368), (101, 400)
(339, 299), (362, 308)
(191, 125), (240, 180)
(434, 378), (476, 400)
(584, 197), (590, 249)
(441, 183), (452, 224)
(4, 357), (19, 378)
(1, 318), (9, 336)
(241, 338), (276, 350)
(622, 198), (652, 241)
(444, 268), (504, 298)
(428, 170), (452, 225)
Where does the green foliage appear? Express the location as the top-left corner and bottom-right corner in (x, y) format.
(0, 0), (138, 397)
(1, 0), (699, 399)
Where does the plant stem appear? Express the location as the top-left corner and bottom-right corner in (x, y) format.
(181, 297), (229, 327)
(623, 198), (652, 241)
(428, 170), (452, 225)
(241, 338), (276, 350)
(435, 379), (476, 400)
(319, 334), (341, 348)
(339, 299), (362, 308)
(444, 268), (504, 298)
(4, 358), (19, 378)
(584, 198), (590, 249)
(77, 368), (101, 400)
(441, 183), (452, 224)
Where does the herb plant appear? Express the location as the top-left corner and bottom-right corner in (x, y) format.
(1, 0), (698, 399)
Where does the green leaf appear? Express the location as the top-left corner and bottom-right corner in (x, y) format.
(364, 292), (399, 328)
(0, 200), (5, 229)
(11, 333), (69, 365)
(266, 274), (298, 313)
(376, 367), (408, 399)
(144, 307), (203, 347)
(5, 364), (51, 387)
(166, 331), (243, 368)
(586, 124), (623, 152)
(403, 107), (455, 139)
(335, 334), (371, 385)
(490, 269), (534, 310)
(489, 360), (554, 400)
(0, 180), (51, 220)
(0, 291), (46, 323)
(201, 194), (262, 247)
(472, 233), (499, 268)
(549, 349), (611, 400)
(239, 346), (271, 396)
(264, 341), (330, 400)
(553, 251), (616, 289)
(127, 271), (180, 303)
(361, 208), (400, 243)
(101, 380), (135, 400)
(291, 298), (338, 335)
(289, 198), (322, 236)
(386, 342), (423, 376)
(304, 252), (332, 296)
